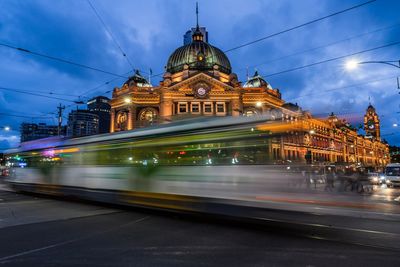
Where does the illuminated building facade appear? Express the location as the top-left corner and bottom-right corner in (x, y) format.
(109, 22), (389, 168)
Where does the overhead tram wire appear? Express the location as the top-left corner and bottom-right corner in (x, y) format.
(224, 0), (376, 53)
(0, 86), (81, 98)
(78, 70), (133, 98)
(261, 40), (400, 78)
(87, 0), (139, 74)
(287, 75), (400, 102)
(148, 0), (377, 80)
(240, 21), (400, 72)
(0, 86), (84, 103)
(0, 42), (129, 79)
(0, 112), (54, 119)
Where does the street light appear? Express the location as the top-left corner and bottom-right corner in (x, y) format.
(394, 123), (398, 127)
(4, 126), (10, 131)
(345, 59), (400, 70)
(345, 59), (400, 91)
(345, 59), (359, 70)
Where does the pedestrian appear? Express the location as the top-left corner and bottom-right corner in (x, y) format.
(325, 167), (334, 191)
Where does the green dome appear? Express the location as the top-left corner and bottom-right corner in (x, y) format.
(166, 41), (232, 75)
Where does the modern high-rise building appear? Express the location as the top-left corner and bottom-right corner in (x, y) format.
(20, 123), (65, 143)
(87, 96), (111, 134)
(67, 110), (99, 138)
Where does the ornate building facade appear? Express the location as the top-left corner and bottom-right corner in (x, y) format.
(109, 22), (389, 168)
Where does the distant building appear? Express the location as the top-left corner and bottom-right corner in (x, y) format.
(390, 146), (400, 163)
(67, 110), (99, 138)
(87, 96), (111, 134)
(20, 123), (65, 143)
(183, 27), (208, 45)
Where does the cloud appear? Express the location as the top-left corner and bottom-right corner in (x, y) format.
(0, 0), (399, 145)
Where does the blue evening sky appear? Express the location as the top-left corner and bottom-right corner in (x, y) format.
(0, 0), (399, 149)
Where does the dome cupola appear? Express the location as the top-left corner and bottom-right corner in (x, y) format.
(166, 42), (232, 75)
(165, 2), (232, 75)
(243, 71), (273, 89)
(124, 70), (152, 87)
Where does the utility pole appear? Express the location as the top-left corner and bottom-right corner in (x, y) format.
(57, 103), (65, 136)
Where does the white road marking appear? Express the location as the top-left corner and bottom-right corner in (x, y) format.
(0, 216), (149, 263)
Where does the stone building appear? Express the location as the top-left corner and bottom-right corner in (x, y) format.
(109, 22), (389, 167)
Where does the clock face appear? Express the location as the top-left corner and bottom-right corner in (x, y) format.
(197, 87), (206, 96)
(193, 83), (210, 98)
(367, 120), (375, 129)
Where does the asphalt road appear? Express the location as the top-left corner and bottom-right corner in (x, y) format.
(1, 188), (400, 267)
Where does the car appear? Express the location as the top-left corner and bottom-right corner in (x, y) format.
(384, 163), (400, 188)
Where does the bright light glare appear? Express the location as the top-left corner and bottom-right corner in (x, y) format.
(345, 60), (359, 70)
(124, 98), (131, 103)
(4, 126), (10, 131)
(393, 123), (398, 127)
(309, 130), (315, 134)
(256, 101), (263, 107)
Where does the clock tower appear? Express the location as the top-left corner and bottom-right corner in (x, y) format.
(364, 104), (381, 141)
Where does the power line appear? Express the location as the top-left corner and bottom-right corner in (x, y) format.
(87, 0), (136, 72)
(242, 22), (400, 72)
(79, 70), (132, 97)
(224, 0), (376, 53)
(0, 112), (53, 119)
(149, 0), (377, 80)
(262, 41), (400, 78)
(0, 42), (129, 79)
(0, 86), (80, 98)
(287, 75), (399, 101)
(0, 86), (82, 103)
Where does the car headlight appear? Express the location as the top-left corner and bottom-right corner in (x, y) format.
(372, 177), (378, 182)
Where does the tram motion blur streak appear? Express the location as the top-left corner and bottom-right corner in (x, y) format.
(3, 115), (400, 249)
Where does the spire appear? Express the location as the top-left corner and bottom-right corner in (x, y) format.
(196, 2), (199, 29)
(192, 2), (204, 42)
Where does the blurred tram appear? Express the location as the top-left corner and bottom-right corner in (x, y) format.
(3, 116), (303, 209)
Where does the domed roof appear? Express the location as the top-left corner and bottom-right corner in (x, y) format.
(243, 71), (273, 89)
(166, 34), (231, 75)
(124, 70), (152, 87)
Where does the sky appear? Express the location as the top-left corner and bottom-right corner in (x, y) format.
(0, 0), (399, 149)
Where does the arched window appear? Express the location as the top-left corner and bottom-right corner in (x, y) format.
(138, 107), (158, 124)
(116, 111), (128, 131)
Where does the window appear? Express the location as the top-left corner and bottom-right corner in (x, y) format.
(203, 102), (213, 114)
(178, 102), (188, 114)
(216, 102), (226, 114)
(191, 102), (200, 114)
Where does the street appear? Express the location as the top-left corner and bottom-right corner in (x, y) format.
(1, 185), (400, 267)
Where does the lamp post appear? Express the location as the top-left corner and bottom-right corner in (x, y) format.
(345, 59), (400, 92)
(345, 60), (400, 70)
